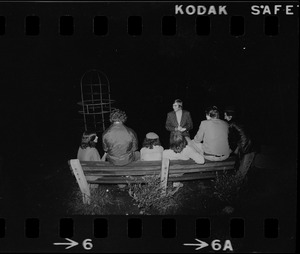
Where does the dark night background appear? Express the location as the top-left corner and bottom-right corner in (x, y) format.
(0, 2), (298, 251)
(0, 2), (298, 160)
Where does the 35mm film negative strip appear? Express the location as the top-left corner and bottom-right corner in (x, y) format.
(0, 0), (298, 253)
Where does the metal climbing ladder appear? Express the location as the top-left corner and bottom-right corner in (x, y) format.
(78, 69), (115, 132)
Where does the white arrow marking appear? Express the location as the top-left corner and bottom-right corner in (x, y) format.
(183, 239), (209, 250)
(53, 238), (79, 249)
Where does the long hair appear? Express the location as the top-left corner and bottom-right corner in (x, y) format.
(80, 131), (97, 149)
(142, 138), (161, 149)
(169, 131), (187, 153)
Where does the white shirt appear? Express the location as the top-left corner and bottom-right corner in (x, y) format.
(175, 109), (182, 126)
(77, 147), (101, 161)
(140, 145), (164, 161)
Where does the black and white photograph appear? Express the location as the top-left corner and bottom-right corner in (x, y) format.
(0, 1), (298, 252)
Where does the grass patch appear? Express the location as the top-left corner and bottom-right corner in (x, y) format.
(67, 186), (114, 215)
(211, 171), (245, 204)
(127, 175), (184, 215)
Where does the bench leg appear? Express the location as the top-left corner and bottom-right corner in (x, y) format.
(160, 158), (170, 196)
(69, 159), (91, 204)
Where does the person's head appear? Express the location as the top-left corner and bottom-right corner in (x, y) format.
(172, 99), (183, 112)
(109, 109), (127, 123)
(205, 106), (220, 120)
(80, 131), (98, 149)
(142, 132), (161, 149)
(169, 131), (187, 153)
(224, 106), (236, 122)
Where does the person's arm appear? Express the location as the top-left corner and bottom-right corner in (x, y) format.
(102, 133), (108, 152)
(193, 121), (205, 143)
(185, 136), (192, 145)
(130, 129), (139, 151)
(140, 148), (145, 161)
(92, 149), (102, 161)
(77, 148), (81, 160)
(184, 111), (193, 131)
(232, 123), (253, 154)
(185, 146), (205, 164)
(165, 113), (177, 132)
(101, 153), (107, 161)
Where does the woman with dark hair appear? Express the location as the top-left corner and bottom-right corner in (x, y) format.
(140, 132), (164, 161)
(163, 131), (204, 164)
(77, 131), (101, 161)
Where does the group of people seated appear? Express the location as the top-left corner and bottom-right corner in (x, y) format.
(77, 99), (253, 167)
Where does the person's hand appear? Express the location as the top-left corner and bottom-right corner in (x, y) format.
(185, 136), (192, 145)
(178, 126), (186, 132)
(101, 153), (107, 161)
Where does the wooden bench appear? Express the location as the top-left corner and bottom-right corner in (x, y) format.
(68, 155), (246, 204)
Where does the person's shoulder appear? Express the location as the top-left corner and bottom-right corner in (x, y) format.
(200, 119), (208, 125)
(125, 125), (138, 135)
(102, 124), (113, 135)
(219, 119), (229, 125)
(126, 125), (135, 132)
(155, 145), (164, 152)
(91, 147), (100, 153)
(182, 110), (191, 116)
(184, 145), (196, 153)
(102, 129), (108, 136)
(163, 149), (172, 154)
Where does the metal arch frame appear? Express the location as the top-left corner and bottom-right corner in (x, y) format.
(79, 69), (114, 132)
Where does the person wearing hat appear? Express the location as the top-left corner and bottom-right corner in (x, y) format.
(102, 109), (140, 166)
(165, 99), (193, 138)
(140, 132), (164, 161)
(77, 131), (101, 161)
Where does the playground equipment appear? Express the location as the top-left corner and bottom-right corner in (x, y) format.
(78, 69), (115, 132)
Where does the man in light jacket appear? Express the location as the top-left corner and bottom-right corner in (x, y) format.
(190, 106), (231, 161)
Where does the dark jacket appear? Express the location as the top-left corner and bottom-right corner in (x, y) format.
(228, 122), (253, 158)
(165, 110), (193, 137)
(102, 123), (138, 166)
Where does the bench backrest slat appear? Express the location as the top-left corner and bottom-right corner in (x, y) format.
(86, 170), (231, 184)
(81, 157), (236, 173)
(84, 164), (235, 176)
(80, 157), (235, 167)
